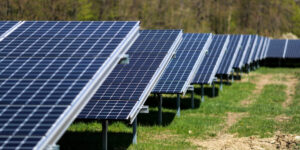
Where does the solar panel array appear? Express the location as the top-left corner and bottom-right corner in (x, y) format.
(192, 35), (229, 84)
(256, 37), (266, 60)
(266, 39), (287, 58)
(217, 35), (243, 75)
(284, 40), (300, 58)
(233, 35), (251, 69)
(243, 35), (257, 65)
(152, 33), (212, 94)
(0, 21), (139, 150)
(78, 30), (182, 121)
(262, 38), (271, 59)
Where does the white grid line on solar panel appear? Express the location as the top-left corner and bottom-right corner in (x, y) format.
(245, 35), (257, 64)
(152, 33), (209, 93)
(266, 39), (286, 58)
(233, 35), (250, 68)
(78, 30), (181, 120)
(0, 23), (132, 58)
(285, 40), (300, 58)
(90, 30), (177, 101)
(252, 36), (263, 61)
(217, 35), (242, 74)
(0, 21), (136, 150)
(0, 21), (109, 146)
(192, 35), (228, 84)
(0, 21), (18, 37)
(283, 39), (289, 58)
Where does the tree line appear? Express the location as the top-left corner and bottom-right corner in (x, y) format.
(1, 0), (300, 37)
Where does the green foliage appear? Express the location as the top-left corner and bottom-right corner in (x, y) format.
(0, 0), (300, 36)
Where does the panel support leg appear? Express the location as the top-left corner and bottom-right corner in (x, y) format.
(132, 118), (137, 144)
(102, 120), (108, 150)
(176, 94), (180, 117)
(220, 76), (223, 91)
(231, 71), (234, 83)
(212, 82), (215, 97)
(201, 84), (205, 102)
(191, 90), (194, 109)
(158, 94), (162, 125)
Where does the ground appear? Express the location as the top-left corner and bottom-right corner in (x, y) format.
(58, 67), (300, 150)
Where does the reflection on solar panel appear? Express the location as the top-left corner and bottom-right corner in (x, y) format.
(251, 36), (263, 62)
(217, 35), (243, 75)
(285, 40), (300, 58)
(233, 35), (251, 69)
(244, 35), (257, 65)
(0, 21), (139, 150)
(192, 35), (229, 84)
(266, 39), (287, 58)
(78, 30), (182, 122)
(152, 33), (212, 94)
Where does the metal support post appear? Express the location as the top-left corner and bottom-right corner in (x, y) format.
(176, 94), (180, 117)
(132, 118), (137, 144)
(212, 82), (215, 97)
(220, 76), (223, 91)
(201, 84), (205, 102)
(102, 120), (108, 150)
(158, 94), (162, 125)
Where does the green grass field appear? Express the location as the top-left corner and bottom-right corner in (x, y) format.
(58, 67), (300, 150)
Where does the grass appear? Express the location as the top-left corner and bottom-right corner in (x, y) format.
(58, 67), (300, 149)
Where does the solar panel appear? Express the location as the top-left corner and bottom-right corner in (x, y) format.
(0, 21), (139, 150)
(0, 21), (19, 36)
(257, 37), (266, 60)
(264, 38), (271, 59)
(285, 39), (300, 58)
(152, 33), (212, 94)
(251, 36), (263, 62)
(266, 39), (287, 58)
(243, 35), (257, 65)
(217, 35), (243, 75)
(78, 30), (182, 122)
(192, 35), (229, 84)
(233, 35), (251, 69)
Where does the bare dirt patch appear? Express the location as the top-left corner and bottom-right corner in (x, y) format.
(189, 133), (299, 150)
(224, 112), (248, 131)
(275, 114), (292, 123)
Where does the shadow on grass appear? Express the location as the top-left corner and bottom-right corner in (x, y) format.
(194, 86), (219, 97)
(138, 110), (176, 126)
(58, 131), (132, 150)
(145, 94), (201, 110)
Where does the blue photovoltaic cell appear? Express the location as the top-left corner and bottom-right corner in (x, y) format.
(0, 21), (138, 150)
(217, 35), (242, 75)
(266, 39), (287, 58)
(251, 36), (262, 62)
(0, 21), (18, 36)
(285, 40), (300, 58)
(243, 35), (257, 65)
(78, 30), (181, 120)
(152, 33), (212, 94)
(263, 38), (271, 59)
(233, 35), (251, 69)
(192, 35), (229, 84)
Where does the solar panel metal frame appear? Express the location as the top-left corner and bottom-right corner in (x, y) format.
(152, 33), (213, 94)
(192, 35), (230, 85)
(0, 21), (140, 150)
(217, 34), (243, 75)
(0, 21), (24, 42)
(245, 35), (258, 64)
(253, 36), (263, 61)
(234, 35), (251, 69)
